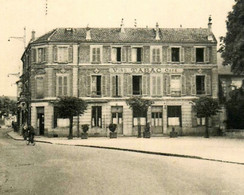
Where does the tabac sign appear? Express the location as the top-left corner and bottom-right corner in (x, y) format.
(109, 67), (183, 74)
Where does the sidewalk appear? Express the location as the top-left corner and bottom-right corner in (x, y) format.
(7, 130), (244, 165)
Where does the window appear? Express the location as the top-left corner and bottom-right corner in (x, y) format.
(58, 47), (69, 63)
(37, 48), (46, 63)
(92, 106), (102, 127)
(112, 47), (121, 62)
(112, 75), (122, 97)
(133, 76), (142, 95)
(132, 47), (142, 63)
(57, 75), (68, 96)
(171, 75), (181, 96)
(171, 48), (180, 62)
(151, 75), (162, 96)
(196, 75), (205, 95)
(111, 106), (123, 125)
(196, 48), (204, 62)
(91, 76), (101, 96)
(151, 107), (163, 127)
(151, 47), (161, 63)
(167, 106), (181, 126)
(197, 117), (205, 126)
(91, 47), (101, 63)
(36, 77), (44, 98)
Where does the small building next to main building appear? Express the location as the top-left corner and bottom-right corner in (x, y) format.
(18, 18), (218, 137)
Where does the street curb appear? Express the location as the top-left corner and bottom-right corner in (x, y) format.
(7, 132), (244, 166)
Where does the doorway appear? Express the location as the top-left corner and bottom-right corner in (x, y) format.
(111, 106), (123, 134)
(36, 107), (45, 135)
(151, 106), (163, 134)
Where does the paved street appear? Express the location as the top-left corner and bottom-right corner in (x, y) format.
(1, 128), (244, 195)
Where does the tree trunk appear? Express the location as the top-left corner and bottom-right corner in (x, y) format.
(68, 116), (73, 139)
(205, 116), (209, 138)
(138, 117), (141, 138)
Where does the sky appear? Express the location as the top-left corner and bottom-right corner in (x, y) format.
(0, 0), (235, 97)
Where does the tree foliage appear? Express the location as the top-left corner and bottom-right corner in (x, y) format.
(193, 97), (220, 118)
(54, 96), (87, 139)
(218, 0), (244, 73)
(126, 96), (154, 117)
(0, 96), (17, 117)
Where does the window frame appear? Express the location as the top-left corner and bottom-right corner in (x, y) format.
(91, 75), (102, 96)
(171, 47), (180, 62)
(196, 75), (206, 95)
(170, 74), (182, 97)
(132, 75), (142, 95)
(56, 74), (69, 96)
(150, 46), (162, 64)
(90, 45), (103, 64)
(131, 46), (143, 63)
(91, 106), (102, 127)
(196, 47), (205, 63)
(111, 46), (122, 63)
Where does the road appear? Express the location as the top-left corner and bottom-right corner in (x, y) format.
(0, 128), (244, 195)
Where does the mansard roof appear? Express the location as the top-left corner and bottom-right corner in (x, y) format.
(32, 27), (217, 44)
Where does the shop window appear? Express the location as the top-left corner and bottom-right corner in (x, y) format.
(167, 106), (181, 126)
(133, 76), (142, 95)
(57, 75), (68, 96)
(92, 106), (102, 127)
(196, 48), (204, 62)
(132, 47), (142, 63)
(196, 75), (205, 95)
(91, 76), (101, 96)
(171, 75), (181, 96)
(171, 48), (180, 62)
(197, 117), (205, 126)
(133, 108), (146, 126)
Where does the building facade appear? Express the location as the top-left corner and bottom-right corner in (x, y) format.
(19, 18), (218, 136)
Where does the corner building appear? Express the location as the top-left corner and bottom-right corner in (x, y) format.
(20, 19), (218, 136)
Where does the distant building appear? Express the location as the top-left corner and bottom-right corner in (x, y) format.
(19, 17), (218, 136)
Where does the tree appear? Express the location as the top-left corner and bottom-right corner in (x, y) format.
(193, 97), (220, 138)
(126, 96), (154, 137)
(218, 0), (244, 73)
(54, 97), (87, 139)
(0, 96), (17, 117)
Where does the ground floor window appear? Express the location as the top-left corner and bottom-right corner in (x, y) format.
(133, 108), (146, 126)
(197, 117), (205, 126)
(167, 106), (181, 126)
(92, 106), (102, 127)
(111, 106), (123, 124)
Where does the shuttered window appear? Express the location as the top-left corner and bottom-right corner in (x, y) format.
(92, 47), (101, 63)
(151, 75), (162, 96)
(171, 75), (181, 96)
(151, 47), (161, 63)
(56, 75), (69, 96)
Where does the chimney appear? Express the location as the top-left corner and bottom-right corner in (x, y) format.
(208, 15), (212, 32)
(155, 22), (160, 40)
(208, 15), (213, 41)
(31, 31), (35, 41)
(134, 19), (137, 28)
(120, 18), (125, 33)
(86, 26), (91, 40)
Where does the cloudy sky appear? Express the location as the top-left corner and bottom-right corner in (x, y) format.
(0, 0), (235, 97)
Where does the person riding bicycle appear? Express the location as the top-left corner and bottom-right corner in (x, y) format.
(27, 125), (35, 144)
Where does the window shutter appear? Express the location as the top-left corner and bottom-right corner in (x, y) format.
(157, 75), (162, 96)
(118, 75), (122, 96)
(36, 77), (44, 98)
(206, 75), (211, 95)
(128, 47), (132, 62)
(205, 47), (210, 63)
(53, 46), (57, 62)
(142, 75), (148, 96)
(86, 75), (91, 96)
(127, 74), (132, 96)
(131, 48), (136, 62)
(123, 74), (128, 96)
(111, 48), (116, 62)
(166, 74), (171, 95)
(122, 47), (126, 62)
(152, 49), (156, 63)
(181, 75), (186, 95)
(63, 76), (68, 95)
(167, 47), (171, 62)
(112, 75), (116, 97)
(191, 75), (196, 95)
(151, 76), (157, 96)
(191, 47), (196, 63)
(44, 47), (48, 62)
(68, 46), (73, 63)
(102, 75), (107, 97)
(58, 77), (62, 96)
(97, 48), (101, 63)
(80, 75), (86, 97)
(180, 47), (184, 63)
(31, 49), (36, 63)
